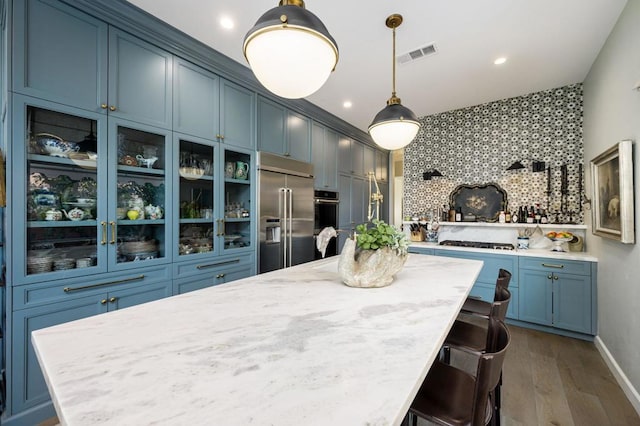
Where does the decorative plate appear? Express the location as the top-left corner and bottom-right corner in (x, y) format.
(449, 183), (508, 222)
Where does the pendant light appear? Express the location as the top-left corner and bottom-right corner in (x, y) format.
(243, 0), (338, 99)
(368, 14), (420, 151)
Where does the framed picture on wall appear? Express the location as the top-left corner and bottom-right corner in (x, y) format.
(591, 140), (634, 243)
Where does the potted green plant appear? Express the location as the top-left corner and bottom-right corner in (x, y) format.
(338, 219), (409, 288)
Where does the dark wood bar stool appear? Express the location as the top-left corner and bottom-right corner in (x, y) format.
(460, 269), (511, 319)
(409, 319), (510, 426)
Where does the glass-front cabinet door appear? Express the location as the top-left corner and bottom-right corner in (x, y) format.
(111, 121), (171, 268)
(175, 135), (217, 257)
(14, 96), (107, 283)
(222, 148), (252, 252)
(13, 95), (171, 284)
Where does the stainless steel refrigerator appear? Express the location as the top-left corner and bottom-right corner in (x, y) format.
(257, 152), (315, 273)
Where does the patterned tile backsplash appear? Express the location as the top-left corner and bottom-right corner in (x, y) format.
(403, 83), (584, 224)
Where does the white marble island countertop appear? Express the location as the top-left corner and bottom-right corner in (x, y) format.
(32, 254), (482, 426)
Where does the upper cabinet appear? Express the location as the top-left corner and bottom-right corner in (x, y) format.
(338, 136), (365, 177)
(311, 122), (338, 190)
(375, 150), (389, 183)
(14, 0), (173, 129)
(257, 96), (311, 162)
(13, 0), (109, 111)
(173, 59), (255, 149)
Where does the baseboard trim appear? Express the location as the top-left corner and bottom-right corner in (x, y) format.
(594, 335), (640, 417)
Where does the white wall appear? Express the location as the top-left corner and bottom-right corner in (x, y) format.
(583, 0), (640, 410)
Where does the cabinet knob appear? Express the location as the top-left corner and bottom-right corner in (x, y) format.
(216, 273), (226, 279)
(547, 274), (553, 280)
(219, 134), (224, 140)
(101, 299), (107, 305)
(284, 152), (290, 157)
(109, 297), (117, 303)
(216, 134), (221, 139)
(100, 103), (108, 109)
(553, 275), (559, 280)
(109, 105), (117, 112)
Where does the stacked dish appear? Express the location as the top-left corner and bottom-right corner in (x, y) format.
(120, 240), (158, 261)
(53, 258), (76, 271)
(27, 256), (53, 274)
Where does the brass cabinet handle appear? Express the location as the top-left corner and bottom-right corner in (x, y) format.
(216, 134), (221, 139)
(219, 219), (225, 236)
(547, 274), (553, 280)
(219, 134), (224, 140)
(553, 275), (559, 280)
(109, 221), (116, 244)
(215, 219), (221, 236)
(541, 263), (564, 269)
(109, 297), (117, 303)
(101, 299), (107, 304)
(63, 275), (145, 293)
(109, 105), (117, 111)
(100, 103), (108, 109)
(101, 221), (108, 245)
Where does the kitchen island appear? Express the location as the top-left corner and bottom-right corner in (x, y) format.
(32, 254), (482, 425)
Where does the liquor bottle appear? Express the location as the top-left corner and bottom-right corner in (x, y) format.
(498, 210), (506, 223)
(511, 208), (519, 223)
(534, 204), (541, 224)
(541, 209), (549, 224)
(505, 210), (511, 223)
(526, 206), (534, 224)
(448, 205), (456, 222)
(455, 207), (462, 222)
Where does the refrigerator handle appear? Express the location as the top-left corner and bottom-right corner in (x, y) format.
(280, 187), (288, 268)
(287, 188), (293, 268)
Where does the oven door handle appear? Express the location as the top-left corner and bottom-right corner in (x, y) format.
(315, 198), (340, 204)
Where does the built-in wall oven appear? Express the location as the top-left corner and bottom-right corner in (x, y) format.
(314, 190), (339, 259)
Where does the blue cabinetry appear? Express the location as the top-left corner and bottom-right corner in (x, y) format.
(173, 254), (255, 294)
(14, 0), (173, 129)
(434, 250), (519, 319)
(257, 97), (310, 162)
(10, 268), (172, 423)
(518, 257), (596, 335)
(173, 59), (255, 149)
(311, 122), (338, 190)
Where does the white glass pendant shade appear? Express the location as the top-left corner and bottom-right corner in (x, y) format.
(368, 103), (420, 150)
(244, 3), (338, 99)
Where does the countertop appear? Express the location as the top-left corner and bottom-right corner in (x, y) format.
(409, 242), (598, 262)
(32, 254), (483, 426)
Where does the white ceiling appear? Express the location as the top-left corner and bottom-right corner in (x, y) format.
(126, 0), (627, 134)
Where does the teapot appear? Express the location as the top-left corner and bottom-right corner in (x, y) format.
(63, 207), (85, 221)
(44, 208), (63, 221)
(136, 154), (158, 169)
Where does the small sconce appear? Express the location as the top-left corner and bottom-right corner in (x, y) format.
(506, 161), (525, 171)
(506, 160), (546, 172)
(423, 169), (444, 180)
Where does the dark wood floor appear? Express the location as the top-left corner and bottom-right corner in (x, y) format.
(415, 324), (640, 426)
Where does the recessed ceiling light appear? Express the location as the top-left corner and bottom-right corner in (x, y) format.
(220, 16), (234, 30)
(494, 57), (507, 65)
(343, 101), (352, 108)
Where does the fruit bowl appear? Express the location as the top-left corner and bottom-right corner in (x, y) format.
(546, 231), (573, 252)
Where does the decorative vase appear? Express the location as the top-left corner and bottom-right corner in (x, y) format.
(338, 238), (407, 288)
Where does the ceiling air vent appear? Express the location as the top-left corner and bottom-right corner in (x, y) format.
(398, 42), (438, 65)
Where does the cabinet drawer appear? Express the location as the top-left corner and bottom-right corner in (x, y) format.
(519, 257), (592, 276)
(13, 265), (172, 310)
(435, 250), (518, 287)
(173, 255), (254, 279)
(408, 247), (435, 256)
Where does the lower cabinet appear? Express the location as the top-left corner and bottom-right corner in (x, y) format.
(173, 254), (255, 294)
(10, 274), (172, 420)
(408, 246), (435, 256)
(434, 250), (519, 320)
(518, 257), (596, 335)
(6, 257), (254, 424)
